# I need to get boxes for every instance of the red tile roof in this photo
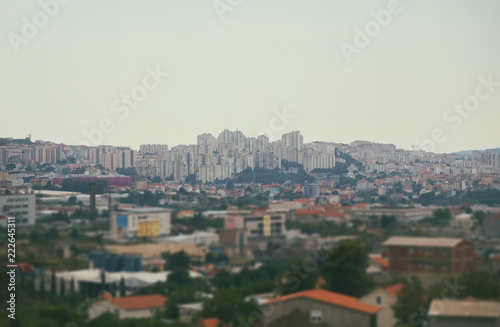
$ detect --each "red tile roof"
[292,198,313,203]
[383,283,403,297]
[370,256,388,268]
[108,294,167,310]
[263,289,381,314]
[198,318,221,327]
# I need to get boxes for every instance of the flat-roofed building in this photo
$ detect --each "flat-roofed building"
[0,193,36,227]
[383,236,474,286]
[428,299,500,327]
[110,207,171,240]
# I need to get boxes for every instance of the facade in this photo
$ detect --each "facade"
[224,210,287,239]
[0,193,36,227]
[88,294,167,320]
[383,237,474,286]
[261,289,380,327]
[218,228,247,259]
[304,184,320,198]
[348,207,433,224]
[360,284,402,327]
[428,299,500,327]
[110,207,172,240]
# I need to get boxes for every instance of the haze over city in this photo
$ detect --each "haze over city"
[2,0,500,153]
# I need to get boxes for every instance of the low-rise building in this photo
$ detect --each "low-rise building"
[0,193,36,227]
[110,207,172,240]
[88,294,167,320]
[360,283,402,327]
[260,289,381,327]
[428,299,500,327]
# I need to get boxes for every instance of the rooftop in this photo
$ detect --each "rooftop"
[263,289,381,314]
[107,294,167,310]
[428,299,500,318]
[383,283,403,297]
[383,236,463,248]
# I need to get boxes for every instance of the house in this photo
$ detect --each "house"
[88,294,167,320]
[360,283,402,327]
[428,299,500,327]
[193,317,223,327]
[178,302,203,323]
[260,289,381,327]
[382,236,474,286]
[367,254,389,283]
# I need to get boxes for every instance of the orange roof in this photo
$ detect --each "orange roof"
[108,294,167,310]
[263,289,380,314]
[383,283,403,297]
[370,256,388,268]
[198,318,221,327]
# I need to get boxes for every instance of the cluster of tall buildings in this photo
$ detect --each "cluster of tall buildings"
[133,130,336,182]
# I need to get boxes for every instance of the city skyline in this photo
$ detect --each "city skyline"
[2,129,499,154]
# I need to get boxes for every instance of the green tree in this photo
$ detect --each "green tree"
[459,271,500,300]
[163,250,190,270]
[201,289,260,325]
[392,277,427,327]
[6,163,16,170]
[212,269,234,290]
[167,269,191,286]
[60,278,66,298]
[46,228,59,239]
[278,260,320,295]
[50,269,57,296]
[69,278,75,292]
[67,196,77,205]
[321,239,375,297]
[433,208,451,220]
[40,277,46,300]
[29,230,44,244]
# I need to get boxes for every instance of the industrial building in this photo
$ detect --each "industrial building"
[110,207,172,240]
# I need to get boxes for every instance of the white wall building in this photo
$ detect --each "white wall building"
[0,194,36,227]
[110,207,172,240]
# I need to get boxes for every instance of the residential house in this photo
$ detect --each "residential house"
[260,289,381,327]
[360,283,402,327]
[88,294,167,320]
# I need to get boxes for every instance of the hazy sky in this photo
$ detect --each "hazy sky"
[1,0,499,153]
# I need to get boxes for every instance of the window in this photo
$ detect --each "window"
[441,262,449,270]
[426,248,433,255]
[426,262,433,269]
[409,247,414,254]
[376,296,382,305]
[310,310,323,323]
[441,249,448,256]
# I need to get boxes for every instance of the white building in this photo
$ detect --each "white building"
[360,284,401,327]
[0,194,36,227]
[110,207,172,240]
